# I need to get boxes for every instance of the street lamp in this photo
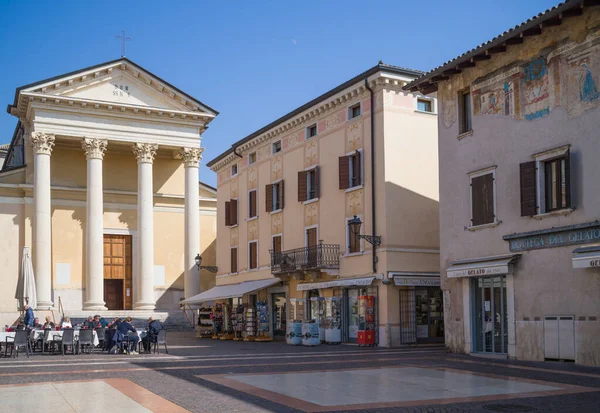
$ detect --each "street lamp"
[195,253,218,273]
[348,215,381,248]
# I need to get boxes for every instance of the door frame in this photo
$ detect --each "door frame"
[103,229,138,307]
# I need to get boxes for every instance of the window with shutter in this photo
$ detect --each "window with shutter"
[520,161,537,216]
[249,241,258,270]
[230,199,238,226]
[355,150,362,186]
[280,180,285,210]
[470,172,495,227]
[249,190,257,218]
[531,145,572,215]
[298,171,307,202]
[339,156,350,190]
[230,248,238,273]
[272,235,282,254]
[225,201,231,226]
[265,184,273,213]
[314,166,320,199]
[544,154,570,212]
[347,220,360,253]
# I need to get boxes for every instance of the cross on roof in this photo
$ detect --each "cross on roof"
[115,31,131,57]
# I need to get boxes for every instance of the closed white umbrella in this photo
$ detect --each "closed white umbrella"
[15,246,37,310]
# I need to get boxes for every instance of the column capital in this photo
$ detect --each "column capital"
[176,147,204,168]
[31,132,55,155]
[132,143,158,164]
[82,138,108,160]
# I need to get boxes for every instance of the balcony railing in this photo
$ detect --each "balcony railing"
[270,243,340,274]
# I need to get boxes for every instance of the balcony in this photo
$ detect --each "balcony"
[270,243,340,275]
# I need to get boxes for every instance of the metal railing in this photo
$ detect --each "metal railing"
[270,243,340,274]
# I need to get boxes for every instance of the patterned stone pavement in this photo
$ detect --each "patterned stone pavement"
[0,334,599,413]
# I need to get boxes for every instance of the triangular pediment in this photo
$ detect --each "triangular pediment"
[14,58,217,116]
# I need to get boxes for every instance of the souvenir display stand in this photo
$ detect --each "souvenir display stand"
[244,306,257,341]
[324,297,342,344]
[232,304,246,341]
[310,297,326,342]
[255,300,272,342]
[220,303,234,340]
[211,303,223,339]
[197,306,213,338]
[287,298,304,345]
[357,295,376,346]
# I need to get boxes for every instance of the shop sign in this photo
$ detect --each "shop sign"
[572,256,600,269]
[504,222,600,252]
[447,265,509,278]
[393,276,440,287]
[297,276,375,291]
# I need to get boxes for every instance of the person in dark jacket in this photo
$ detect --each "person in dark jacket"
[33,317,43,329]
[83,316,96,329]
[23,305,34,328]
[42,316,55,329]
[117,317,139,354]
[98,316,109,328]
[142,317,162,353]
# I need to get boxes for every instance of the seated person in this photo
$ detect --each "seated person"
[116,316,139,355]
[83,316,96,329]
[91,315,103,329]
[98,316,109,328]
[61,316,72,329]
[42,316,55,329]
[107,317,120,329]
[142,317,163,353]
[32,317,43,329]
[105,318,121,352]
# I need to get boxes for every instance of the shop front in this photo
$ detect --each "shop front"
[392,273,443,344]
[447,254,520,356]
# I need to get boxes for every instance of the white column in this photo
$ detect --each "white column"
[82,138,108,310]
[31,132,55,309]
[178,147,204,299]
[133,143,158,310]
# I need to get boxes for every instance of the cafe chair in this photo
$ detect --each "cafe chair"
[153,330,168,354]
[41,329,57,355]
[58,329,77,355]
[96,327,107,349]
[78,329,95,355]
[5,330,31,358]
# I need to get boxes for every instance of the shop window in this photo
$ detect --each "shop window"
[339,150,362,190]
[230,247,238,273]
[248,189,257,218]
[272,140,281,154]
[249,241,258,270]
[224,199,238,226]
[473,276,507,354]
[520,145,571,216]
[306,124,317,139]
[308,289,320,321]
[297,166,320,202]
[348,103,361,119]
[265,181,284,212]
[469,168,496,227]
[417,99,433,113]
[459,89,472,134]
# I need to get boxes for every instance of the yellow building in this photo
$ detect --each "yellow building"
[0,58,218,328]
[197,63,441,346]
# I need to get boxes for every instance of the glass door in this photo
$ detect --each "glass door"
[473,276,507,353]
[347,289,359,342]
[272,293,286,339]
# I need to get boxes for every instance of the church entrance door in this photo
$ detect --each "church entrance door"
[103,234,133,310]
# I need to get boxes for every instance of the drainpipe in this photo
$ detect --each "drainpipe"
[233,146,243,158]
[365,78,377,275]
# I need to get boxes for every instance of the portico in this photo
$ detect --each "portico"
[0,58,218,322]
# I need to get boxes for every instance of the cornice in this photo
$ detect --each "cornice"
[209,75,409,173]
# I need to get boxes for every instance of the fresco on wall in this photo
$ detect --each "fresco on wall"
[564,39,600,117]
[522,57,551,120]
[472,66,520,118]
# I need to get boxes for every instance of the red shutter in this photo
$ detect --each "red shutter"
[280,180,285,210]
[298,171,307,202]
[339,156,350,190]
[520,161,537,216]
[355,150,362,186]
[230,199,238,225]
[315,166,321,198]
[265,184,273,212]
[225,201,231,226]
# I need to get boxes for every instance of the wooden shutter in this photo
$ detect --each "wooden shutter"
[249,191,257,217]
[355,150,362,185]
[230,199,238,225]
[280,180,285,210]
[307,228,317,247]
[298,171,307,202]
[225,201,231,226]
[273,235,282,254]
[482,173,495,224]
[565,149,571,208]
[520,161,537,216]
[339,156,350,190]
[471,176,485,226]
[348,222,359,253]
[249,242,257,269]
[314,166,321,198]
[230,248,237,273]
[265,184,273,212]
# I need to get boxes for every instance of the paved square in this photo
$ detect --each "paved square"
[226,366,563,406]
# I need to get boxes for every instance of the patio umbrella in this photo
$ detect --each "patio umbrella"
[15,246,37,311]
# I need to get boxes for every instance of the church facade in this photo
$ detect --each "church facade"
[0,58,217,327]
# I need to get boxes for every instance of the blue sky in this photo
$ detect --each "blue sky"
[0,0,559,186]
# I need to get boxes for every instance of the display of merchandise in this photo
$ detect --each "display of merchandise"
[211,303,223,338]
[220,303,233,339]
[232,304,246,340]
[324,297,342,344]
[357,295,376,346]
[255,300,272,341]
[197,306,213,338]
[310,297,326,342]
[244,307,257,341]
[289,298,305,322]
[302,320,320,346]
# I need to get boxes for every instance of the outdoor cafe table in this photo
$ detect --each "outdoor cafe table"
[0,329,100,346]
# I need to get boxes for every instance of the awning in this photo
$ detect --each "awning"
[181,278,282,305]
[572,246,600,269]
[297,276,375,291]
[447,254,520,278]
